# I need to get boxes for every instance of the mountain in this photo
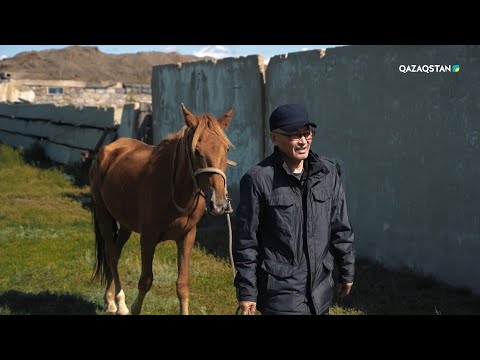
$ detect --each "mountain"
[0,46,214,84]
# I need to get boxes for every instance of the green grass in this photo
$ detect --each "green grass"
[0,144,239,315]
[1,143,480,315]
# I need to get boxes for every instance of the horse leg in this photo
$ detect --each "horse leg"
[131,234,156,315]
[94,205,118,314]
[97,208,131,315]
[104,271,117,313]
[111,226,132,315]
[102,227,131,313]
[176,227,196,315]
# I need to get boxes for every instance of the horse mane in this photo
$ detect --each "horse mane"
[190,114,233,152]
[151,113,233,159]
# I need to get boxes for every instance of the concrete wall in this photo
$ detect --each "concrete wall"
[0,103,115,127]
[151,56,266,205]
[266,45,480,293]
[0,103,122,164]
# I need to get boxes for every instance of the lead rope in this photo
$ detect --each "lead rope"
[226,206,241,315]
[223,193,239,314]
[226,211,235,278]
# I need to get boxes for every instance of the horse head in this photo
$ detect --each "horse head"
[181,103,234,216]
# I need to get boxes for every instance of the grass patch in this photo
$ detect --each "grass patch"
[1,144,480,315]
[0,144,238,315]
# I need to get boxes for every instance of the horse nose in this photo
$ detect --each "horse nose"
[208,200,226,216]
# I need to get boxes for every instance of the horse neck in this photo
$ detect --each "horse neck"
[149,128,193,190]
[176,128,195,190]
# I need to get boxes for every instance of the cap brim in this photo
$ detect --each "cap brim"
[279,121,317,132]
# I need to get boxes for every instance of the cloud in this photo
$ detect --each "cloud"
[193,45,231,59]
[0,55,7,60]
[301,48,310,51]
[164,46,177,52]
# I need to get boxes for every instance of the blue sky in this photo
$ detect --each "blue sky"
[0,45,344,64]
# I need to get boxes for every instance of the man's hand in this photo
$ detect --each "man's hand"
[239,301,257,315]
[336,282,353,298]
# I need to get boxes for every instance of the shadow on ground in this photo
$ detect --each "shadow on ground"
[332,258,480,315]
[0,290,102,315]
[63,192,92,211]
[196,216,480,315]
[22,142,91,188]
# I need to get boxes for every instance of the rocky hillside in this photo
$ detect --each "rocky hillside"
[0,46,213,84]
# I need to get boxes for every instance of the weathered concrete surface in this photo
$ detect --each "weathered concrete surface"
[0,116,50,138]
[0,130,38,149]
[152,56,265,205]
[0,103,129,164]
[117,103,138,139]
[43,142,85,165]
[0,116,116,150]
[0,103,115,127]
[0,131,87,165]
[266,45,480,294]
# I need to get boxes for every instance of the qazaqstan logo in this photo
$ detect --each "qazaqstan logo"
[399,64,460,73]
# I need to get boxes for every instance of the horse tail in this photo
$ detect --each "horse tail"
[90,159,118,285]
[91,198,119,284]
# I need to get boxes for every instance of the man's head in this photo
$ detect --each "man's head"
[269,104,317,132]
[269,104,316,165]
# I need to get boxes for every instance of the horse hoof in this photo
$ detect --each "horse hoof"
[116,307,130,315]
[105,304,117,313]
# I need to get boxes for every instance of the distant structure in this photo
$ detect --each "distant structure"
[0,72,152,111]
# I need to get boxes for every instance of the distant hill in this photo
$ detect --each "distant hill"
[0,46,214,84]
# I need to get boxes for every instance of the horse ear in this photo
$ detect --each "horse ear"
[181,103,198,128]
[218,107,235,129]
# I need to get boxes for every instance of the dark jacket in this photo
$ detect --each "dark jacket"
[233,147,355,314]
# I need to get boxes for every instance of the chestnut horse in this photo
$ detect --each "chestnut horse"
[89,104,234,315]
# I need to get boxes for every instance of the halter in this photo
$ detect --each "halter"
[171,127,233,215]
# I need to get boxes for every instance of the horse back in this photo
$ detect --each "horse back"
[90,138,154,231]
[94,138,149,176]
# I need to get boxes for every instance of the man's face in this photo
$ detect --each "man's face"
[270,125,314,163]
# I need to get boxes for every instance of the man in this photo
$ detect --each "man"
[233,104,355,315]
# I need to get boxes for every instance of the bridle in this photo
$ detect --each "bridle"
[171,127,234,215]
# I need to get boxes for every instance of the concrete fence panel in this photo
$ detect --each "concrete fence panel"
[0,103,115,127]
[266,45,480,293]
[0,103,120,164]
[151,56,266,205]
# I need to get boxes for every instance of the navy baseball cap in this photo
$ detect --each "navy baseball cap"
[269,104,317,132]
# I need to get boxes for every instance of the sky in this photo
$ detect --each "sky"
[0,45,344,64]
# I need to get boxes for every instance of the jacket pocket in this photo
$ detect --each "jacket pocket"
[267,194,295,238]
[311,187,334,228]
[260,259,295,295]
[269,194,295,207]
[322,252,334,271]
[312,187,333,202]
[261,259,294,278]
[322,253,335,287]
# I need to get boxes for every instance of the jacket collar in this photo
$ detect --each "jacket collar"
[271,146,329,179]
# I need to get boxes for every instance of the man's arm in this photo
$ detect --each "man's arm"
[233,174,261,308]
[329,168,355,287]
